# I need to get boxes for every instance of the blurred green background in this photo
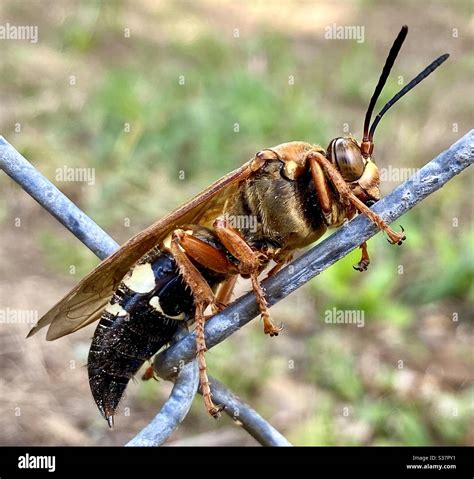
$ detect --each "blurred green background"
[0,0,472,446]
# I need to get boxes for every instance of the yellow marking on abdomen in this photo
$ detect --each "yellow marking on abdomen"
[149,296,185,320]
[123,262,156,293]
[104,302,128,317]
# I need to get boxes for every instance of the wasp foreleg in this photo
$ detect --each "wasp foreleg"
[308,156,333,214]
[307,151,406,245]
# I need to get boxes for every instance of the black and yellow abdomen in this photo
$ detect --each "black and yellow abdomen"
[87,246,224,425]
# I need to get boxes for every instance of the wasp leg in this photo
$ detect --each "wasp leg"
[173,229,236,274]
[173,229,238,316]
[171,229,230,417]
[171,230,218,306]
[308,156,333,214]
[211,275,238,315]
[265,254,294,278]
[250,274,281,336]
[353,241,370,272]
[141,364,159,381]
[213,217,281,337]
[194,302,224,418]
[307,151,406,245]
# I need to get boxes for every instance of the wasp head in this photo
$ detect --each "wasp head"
[327,136,380,206]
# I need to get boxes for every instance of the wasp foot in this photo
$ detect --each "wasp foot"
[353,258,370,272]
[386,225,406,245]
[353,241,370,272]
[263,316,283,337]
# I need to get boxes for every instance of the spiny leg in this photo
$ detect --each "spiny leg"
[353,241,370,272]
[307,151,406,245]
[309,156,371,272]
[250,274,280,336]
[171,229,225,416]
[194,302,223,418]
[213,217,281,336]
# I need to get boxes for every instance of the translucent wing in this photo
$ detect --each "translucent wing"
[28,160,254,340]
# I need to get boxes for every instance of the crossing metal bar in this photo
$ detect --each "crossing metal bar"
[208,376,292,446]
[0,136,117,260]
[125,351,199,447]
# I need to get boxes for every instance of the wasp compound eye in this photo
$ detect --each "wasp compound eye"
[328,138,365,182]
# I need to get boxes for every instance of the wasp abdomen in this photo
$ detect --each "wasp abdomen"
[88,248,195,425]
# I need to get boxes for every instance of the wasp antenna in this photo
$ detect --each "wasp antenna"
[362,25,408,142]
[368,53,449,140]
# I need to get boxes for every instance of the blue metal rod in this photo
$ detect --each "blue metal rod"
[126,356,199,447]
[209,376,292,447]
[0,136,118,260]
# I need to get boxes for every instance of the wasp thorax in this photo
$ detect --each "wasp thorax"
[328,137,365,182]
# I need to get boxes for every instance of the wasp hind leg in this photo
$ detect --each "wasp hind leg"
[170,229,229,418]
[193,302,224,418]
[213,217,282,337]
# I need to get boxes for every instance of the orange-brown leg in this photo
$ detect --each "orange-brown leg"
[194,302,223,418]
[308,157,333,214]
[213,218,281,337]
[172,232,238,418]
[173,229,238,315]
[212,218,264,275]
[170,229,227,417]
[170,230,216,306]
[250,274,281,336]
[173,229,236,274]
[211,274,238,314]
[142,364,158,381]
[353,241,370,272]
[265,254,294,278]
[307,152,406,245]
